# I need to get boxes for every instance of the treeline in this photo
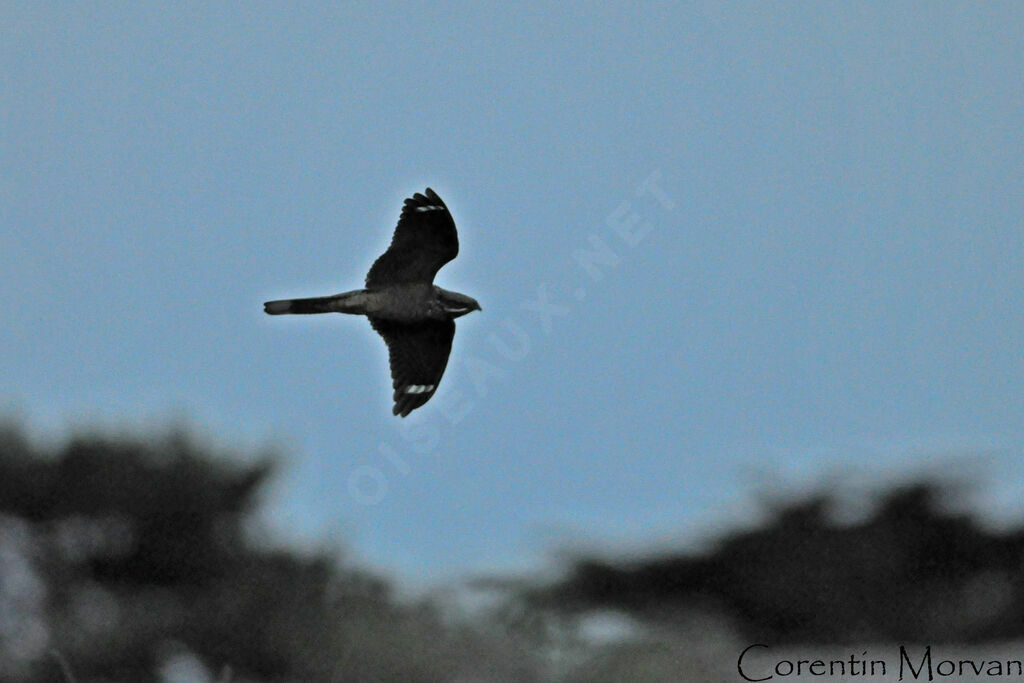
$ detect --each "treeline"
[1,418,1020,681]
[532,479,1024,644]
[0,422,540,682]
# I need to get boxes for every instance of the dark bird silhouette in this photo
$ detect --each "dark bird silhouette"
[264,188,481,416]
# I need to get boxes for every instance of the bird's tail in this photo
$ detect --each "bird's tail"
[263,290,368,315]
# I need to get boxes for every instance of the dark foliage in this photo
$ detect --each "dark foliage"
[536,481,1024,644]
[5,415,1021,680]
[0,421,541,682]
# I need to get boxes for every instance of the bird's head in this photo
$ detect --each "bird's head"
[436,288,482,319]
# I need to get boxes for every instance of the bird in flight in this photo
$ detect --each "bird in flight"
[264,188,481,417]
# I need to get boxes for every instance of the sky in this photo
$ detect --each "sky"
[2,4,1023,589]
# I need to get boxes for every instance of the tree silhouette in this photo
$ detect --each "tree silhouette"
[6,415,1022,681]
[0,420,543,682]
[534,480,1024,644]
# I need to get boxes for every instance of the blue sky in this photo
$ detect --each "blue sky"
[3,4,1022,588]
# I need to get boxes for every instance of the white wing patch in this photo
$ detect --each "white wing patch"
[414,205,445,212]
[403,384,435,394]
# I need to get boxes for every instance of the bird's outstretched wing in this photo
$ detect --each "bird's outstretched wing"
[365,188,459,289]
[369,317,456,417]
